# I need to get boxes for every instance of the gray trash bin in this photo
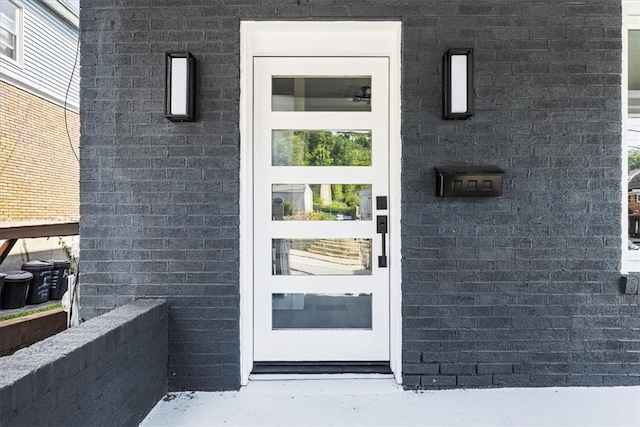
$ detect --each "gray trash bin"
[48,260,71,300]
[0,271,33,309]
[22,261,53,304]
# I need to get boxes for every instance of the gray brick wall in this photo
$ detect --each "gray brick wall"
[79,0,639,391]
[0,300,167,426]
[399,0,637,389]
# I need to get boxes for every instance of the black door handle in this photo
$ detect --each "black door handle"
[377,215,388,268]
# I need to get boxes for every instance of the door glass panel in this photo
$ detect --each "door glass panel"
[630,30,640,116]
[272,293,372,329]
[272,77,371,111]
[272,184,372,221]
[273,238,372,275]
[272,130,371,167]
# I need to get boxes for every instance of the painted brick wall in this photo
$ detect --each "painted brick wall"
[0,81,80,225]
[79,0,638,391]
[399,1,634,389]
[0,300,167,427]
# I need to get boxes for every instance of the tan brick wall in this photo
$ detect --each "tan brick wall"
[0,81,80,225]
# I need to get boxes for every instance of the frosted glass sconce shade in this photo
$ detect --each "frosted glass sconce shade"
[165,52,196,122]
[443,48,474,119]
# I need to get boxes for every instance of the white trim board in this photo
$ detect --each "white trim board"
[623,3,640,273]
[239,21,402,386]
[0,73,79,113]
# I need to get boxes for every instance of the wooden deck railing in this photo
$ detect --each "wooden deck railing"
[0,222,79,264]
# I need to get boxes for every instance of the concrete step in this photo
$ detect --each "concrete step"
[307,239,370,260]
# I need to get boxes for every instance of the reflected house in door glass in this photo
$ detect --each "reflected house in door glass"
[357,188,372,220]
[629,187,640,213]
[272,184,314,215]
[272,184,372,221]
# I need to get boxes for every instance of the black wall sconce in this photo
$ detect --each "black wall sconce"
[443,48,474,120]
[165,51,196,122]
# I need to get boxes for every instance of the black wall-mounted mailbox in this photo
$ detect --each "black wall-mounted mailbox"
[435,166,505,197]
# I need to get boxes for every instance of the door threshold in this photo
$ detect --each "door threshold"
[250,373,395,381]
[252,361,392,375]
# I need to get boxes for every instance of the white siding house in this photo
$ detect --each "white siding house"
[0,0,79,111]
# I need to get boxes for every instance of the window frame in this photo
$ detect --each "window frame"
[0,0,22,66]
[623,2,640,272]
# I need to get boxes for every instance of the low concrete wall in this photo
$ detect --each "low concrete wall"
[0,299,167,427]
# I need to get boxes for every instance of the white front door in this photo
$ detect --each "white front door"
[253,56,391,362]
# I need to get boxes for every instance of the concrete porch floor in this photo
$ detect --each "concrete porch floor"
[140,379,640,426]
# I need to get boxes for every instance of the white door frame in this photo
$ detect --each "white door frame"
[239,21,402,385]
[622,2,640,273]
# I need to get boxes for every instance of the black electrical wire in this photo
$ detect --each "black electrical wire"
[64,36,80,163]
[64,35,81,326]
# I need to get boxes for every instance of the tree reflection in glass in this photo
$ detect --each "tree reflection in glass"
[272,130,371,167]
